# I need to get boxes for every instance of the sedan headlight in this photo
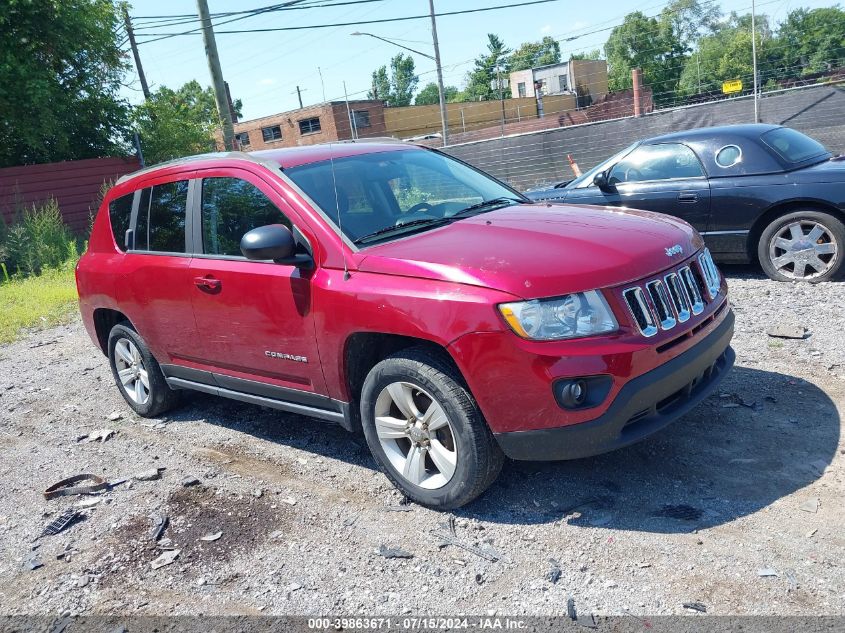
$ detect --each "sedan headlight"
[498,290,618,341]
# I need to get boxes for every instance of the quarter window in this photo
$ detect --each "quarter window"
[609,143,704,184]
[134,181,189,253]
[200,177,292,257]
[715,145,742,168]
[261,125,282,142]
[299,117,321,134]
[108,193,134,251]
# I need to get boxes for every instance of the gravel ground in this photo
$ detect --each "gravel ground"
[0,266,843,618]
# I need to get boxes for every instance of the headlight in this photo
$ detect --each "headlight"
[498,290,618,341]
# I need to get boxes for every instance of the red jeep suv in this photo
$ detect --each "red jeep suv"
[76,142,734,509]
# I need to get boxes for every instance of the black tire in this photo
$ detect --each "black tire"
[107,323,180,417]
[758,210,844,282]
[360,347,504,510]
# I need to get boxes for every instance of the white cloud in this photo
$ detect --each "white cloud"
[258,78,276,86]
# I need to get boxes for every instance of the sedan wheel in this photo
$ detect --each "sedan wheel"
[768,221,837,280]
[374,381,458,490]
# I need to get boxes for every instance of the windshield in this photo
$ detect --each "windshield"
[285,149,524,245]
[568,142,639,189]
[760,127,830,165]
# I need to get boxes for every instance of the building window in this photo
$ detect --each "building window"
[261,125,282,142]
[299,117,321,135]
[558,75,568,92]
[235,132,251,148]
[517,82,526,97]
[352,110,371,129]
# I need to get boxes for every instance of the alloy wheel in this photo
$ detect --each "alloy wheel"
[768,220,838,280]
[114,338,150,405]
[373,381,457,490]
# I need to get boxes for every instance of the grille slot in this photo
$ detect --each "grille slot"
[665,272,691,323]
[622,287,658,337]
[679,266,704,315]
[646,280,676,330]
[698,248,721,299]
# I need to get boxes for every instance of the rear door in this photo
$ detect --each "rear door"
[115,174,198,364]
[186,168,328,397]
[565,143,711,233]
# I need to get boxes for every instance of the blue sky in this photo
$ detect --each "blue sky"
[124,0,838,121]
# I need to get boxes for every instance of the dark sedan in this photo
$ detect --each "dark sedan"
[525,124,844,282]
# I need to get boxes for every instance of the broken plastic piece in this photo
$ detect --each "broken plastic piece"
[40,509,82,538]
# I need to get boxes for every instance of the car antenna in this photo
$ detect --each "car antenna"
[327,142,350,281]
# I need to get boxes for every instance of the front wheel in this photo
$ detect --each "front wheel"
[360,348,503,509]
[758,211,844,282]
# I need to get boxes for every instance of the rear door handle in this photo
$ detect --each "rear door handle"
[193,276,221,291]
[678,192,698,203]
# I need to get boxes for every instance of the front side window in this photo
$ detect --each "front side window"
[108,193,134,251]
[261,125,282,142]
[609,143,704,185]
[201,177,291,257]
[299,117,321,134]
[286,149,521,245]
[134,180,189,252]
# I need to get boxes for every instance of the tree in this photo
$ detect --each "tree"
[133,81,239,164]
[509,36,561,72]
[414,82,459,106]
[366,54,418,107]
[465,34,512,101]
[774,7,845,76]
[0,0,131,166]
[660,0,722,52]
[570,50,602,61]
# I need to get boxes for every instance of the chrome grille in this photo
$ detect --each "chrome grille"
[623,254,719,337]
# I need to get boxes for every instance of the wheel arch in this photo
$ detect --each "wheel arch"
[93,308,133,356]
[747,199,845,262]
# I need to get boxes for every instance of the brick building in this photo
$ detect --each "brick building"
[227,100,387,151]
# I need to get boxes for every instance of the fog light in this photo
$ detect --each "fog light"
[553,375,612,411]
[559,379,587,408]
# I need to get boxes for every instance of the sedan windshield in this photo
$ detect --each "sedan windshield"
[285,148,525,245]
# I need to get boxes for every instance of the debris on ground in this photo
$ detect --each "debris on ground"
[546,558,562,584]
[43,474,109,500]
[40,509,83,538]
[786,569,799,592]
[767,325,807,339]
[281,497,297,506]
[134,468,165,481]
[86,428,116,443]
[180,476,200,487]
[431,530,503,562]
[683,602,707,612]
[149,515,168,542]
[107,412,122,422]
[150,549,180,570]
[799,498,820,513]
[252,488,263,498]
[566,595,576,620]
[75,497,101,509]
[199,531,223,542]
[25,555,44,571]
[377,545,413,559]
[758,567,779,577]
[805,528,818,538]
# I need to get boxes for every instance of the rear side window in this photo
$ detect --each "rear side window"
[200,177,291,257]
[134,181,189,252]
[108,193,134,251]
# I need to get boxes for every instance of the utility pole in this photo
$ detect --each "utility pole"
[122,4,150,100]
[497,63,505,137]
[196,0,234,151]
[293,85,305,109]
[428,0,449,146]
[751,0,759,122]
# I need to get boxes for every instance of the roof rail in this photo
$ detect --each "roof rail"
[116,151,280,185]
[332,136,404,144]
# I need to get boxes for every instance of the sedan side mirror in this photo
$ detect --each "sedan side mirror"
[593,170,613,191]
[240,224,312,267]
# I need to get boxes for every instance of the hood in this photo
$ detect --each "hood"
[356,204,703,299]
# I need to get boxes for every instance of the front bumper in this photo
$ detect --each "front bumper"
[494,308,735,461]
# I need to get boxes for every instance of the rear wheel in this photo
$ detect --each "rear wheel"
[108,323,179,417]
[360,348,503,509]
[758,210,843,282]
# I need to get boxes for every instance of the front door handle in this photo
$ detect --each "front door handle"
[678,192,698,203]
[193,276,221,291]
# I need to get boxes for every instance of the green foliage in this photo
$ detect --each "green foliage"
[0,0,131,166]
[133,80,228,164]
[367,54,419,107]
[774,7,845,76]
[570,50,602,61]
[0,266,78,344]
[509,36,561,72]
[465,34,513,101]
[414,82,460,106]
[0,199,78,277]
[394,186,431,211]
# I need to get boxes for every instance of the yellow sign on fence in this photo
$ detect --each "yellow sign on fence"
[722,79,743,94]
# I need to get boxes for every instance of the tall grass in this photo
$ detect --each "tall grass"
[1,199,79,277]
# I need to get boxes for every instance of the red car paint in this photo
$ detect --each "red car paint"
[77,143,732,446]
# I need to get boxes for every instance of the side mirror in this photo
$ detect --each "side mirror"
[240,224,311,267]
[593,170,612,190]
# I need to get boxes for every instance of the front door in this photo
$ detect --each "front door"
[187,170,327,397]
[565,142,711,233]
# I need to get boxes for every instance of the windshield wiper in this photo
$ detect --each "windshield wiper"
[452,196,527,218]
[353,217,451,245]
